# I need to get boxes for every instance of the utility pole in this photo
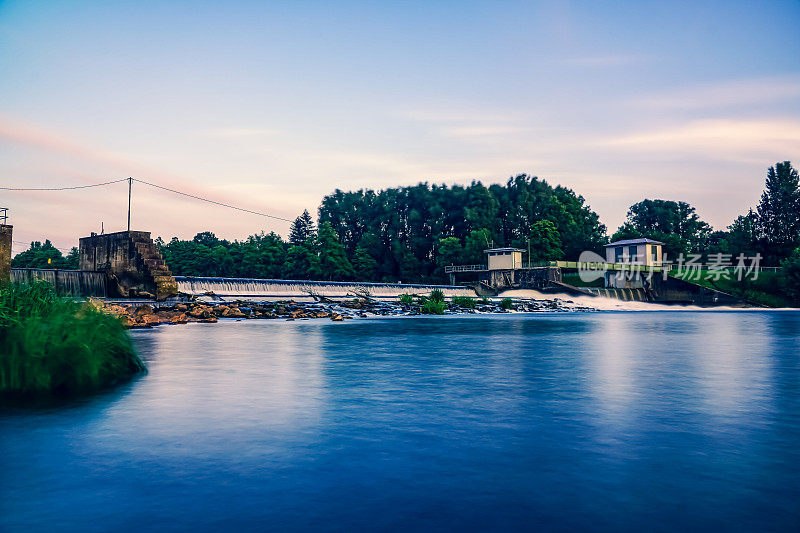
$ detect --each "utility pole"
[127,177,132,232]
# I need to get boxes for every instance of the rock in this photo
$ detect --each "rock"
[331,314,344,321]
[176,303,189,312]
[134,305,154,317]
[170,313,188,324]
[140,314,160,327]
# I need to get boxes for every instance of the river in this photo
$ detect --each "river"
[2,311,799,531]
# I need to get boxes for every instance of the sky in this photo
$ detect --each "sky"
[1,0,799,254]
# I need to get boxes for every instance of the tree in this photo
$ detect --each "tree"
[289,209,316,245]
[528,220,564,262]
[436,237,462,270]
[612,199,711,259]
[757,161,800,261]
[780,248,800,306]
[315,222,354,280]
[11,240,74,269]
[352,246,378,280]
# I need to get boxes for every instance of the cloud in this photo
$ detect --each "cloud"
[199,128,280,138]
[597,119,800,160]
[635,76,800,109]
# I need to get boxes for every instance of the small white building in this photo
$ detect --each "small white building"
[605,238,663,266]
[485,248,524,270]
[603,238,664,289]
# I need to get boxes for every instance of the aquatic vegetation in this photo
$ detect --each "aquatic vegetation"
[421,298,446,315]
[0,281,145,398]
[500,298,514,310]
[399,294,414,304]
[451,296,476,309]
[429,289,445,303]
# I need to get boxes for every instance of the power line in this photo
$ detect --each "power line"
[12,240,74,252]
[0,177,294,223]
[132,178,293,222]
[0,178,128,191]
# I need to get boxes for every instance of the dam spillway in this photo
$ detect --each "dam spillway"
[10,268,107,297]
[174,276,477,300]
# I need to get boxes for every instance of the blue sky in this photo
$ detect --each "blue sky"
[1,0,799,252]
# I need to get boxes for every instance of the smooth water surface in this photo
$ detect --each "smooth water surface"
[2,312,799,531]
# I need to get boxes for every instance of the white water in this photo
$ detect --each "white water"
[498,289,765,311]
[176,277,477,300]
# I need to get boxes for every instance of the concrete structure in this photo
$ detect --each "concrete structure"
[486,248,524,270]
[11,269,107,297]
[0,223,11,284]
[79,230,177,300]
[604,238,664,289]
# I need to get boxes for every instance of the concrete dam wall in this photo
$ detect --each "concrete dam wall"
[175,277,477,299]
[11,269,107,297]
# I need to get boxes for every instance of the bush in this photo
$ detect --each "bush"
[421,298,446,315]
[500,298,514,310]
[0,281,145,398]
[429,289,445,303]
[399,293,414,304]
[451,296,476,309]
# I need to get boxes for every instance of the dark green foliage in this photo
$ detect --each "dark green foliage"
[399,293,414,304]
[11,241,79,270]
[757,161,800,261]
[319,175,606,282]
[0,282,144,398]
[451,296,476,308]
[429,289,445,303]
[500,298,514,310]
[315,222,354,280]
[780,248,800,306]
[612,199,711,259]
[417,295,446,315]
[528,220,564,262]
[289,209,316,245]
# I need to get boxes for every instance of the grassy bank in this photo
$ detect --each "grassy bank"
[669,270,790,307]
[0,281,145,399]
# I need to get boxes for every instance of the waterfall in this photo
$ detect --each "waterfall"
[175,277,477,299]
[10,269,107,297]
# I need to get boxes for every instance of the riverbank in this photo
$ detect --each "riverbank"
[0,282,145,399]
[92,295,596,328]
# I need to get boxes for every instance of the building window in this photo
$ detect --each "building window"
[651,246,658,263]
[615,246,623,262]
[629,245,638,262]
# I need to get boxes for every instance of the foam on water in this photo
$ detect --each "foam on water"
[497,288,779,311]
[176,276,476,300]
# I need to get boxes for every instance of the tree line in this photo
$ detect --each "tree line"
[11,162,800,285]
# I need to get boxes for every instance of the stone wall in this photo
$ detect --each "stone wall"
[0,225,12,283]
[79,230,177,300]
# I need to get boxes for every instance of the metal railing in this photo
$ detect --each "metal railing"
[444,264,487,273]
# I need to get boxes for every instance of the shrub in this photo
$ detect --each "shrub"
[0,281,145,398]
[500,297,514,310]
[421,298,446,315]
[429,289,445,303]
[451,296,476,309]
[479,297,490,305]
[399,293,414,304]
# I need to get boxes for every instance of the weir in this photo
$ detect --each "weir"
[175,276,477,299]
[10,269,107,297]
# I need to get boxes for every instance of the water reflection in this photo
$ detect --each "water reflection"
[1,312,799,532]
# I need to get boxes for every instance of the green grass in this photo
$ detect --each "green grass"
[669,270,791,307]
[0,281,145,399]
[399,293,414,304]
[500,298,514,310]
[451,296,476,309]
[562,272,604,288]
